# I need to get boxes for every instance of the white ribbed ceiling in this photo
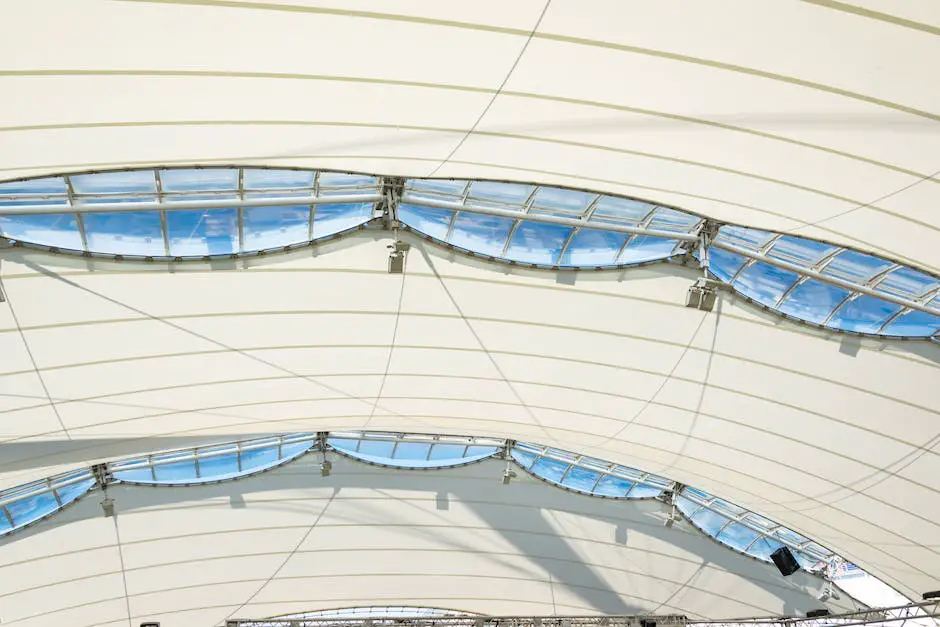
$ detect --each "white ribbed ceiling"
[1,0,940,624]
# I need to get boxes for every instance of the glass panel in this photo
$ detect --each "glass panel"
[241,445,280,470]
[428,444,468,460]
[647,207,701,233]
[503,221,572,265]
[733,261,800,307]
[717,521,761,551]
[510,448,537,469]
[465,445,498,458]
[675,495,698,517]
[317,172,377,189]
[777,279,851,325]
[394,442,432,460]
[749,536,785,560]
[0,511,10,533]
[531,457,569,483]
[160,168,239,192]
[242,205,311,251]
[718,225,776,250]
[407,179,468,196]
[876,266,939,299]
[532,187,595,214]
[594,475,633,497]
[589,196,655,223]
[113,466,154,482]
[0,177,67,195]
[398,204,453,241]
[357,440,396,459]
[7,492,58,526]
[311,203,373,237]
[0,214,83,249]
[769,236,836,266]
[828,295,902,334]
[468,181,533,204]
[83,211,165,256]
[881,309,940,337]
[56,478,95,505]
[559,228,628,267]
[153,459,197,482]
[691,507,730,536]
[71,170,157,194]
[328,438,361,452]
[708,247,748,283]
[561,466,601,493]
[243,169,315,190]
[166,209,238,256]
[281,440,312,459]
[618,236,679,264]
[448,212,515,257]
[627,483,665,498]
[197,452,241,479]
[823,250,893,283]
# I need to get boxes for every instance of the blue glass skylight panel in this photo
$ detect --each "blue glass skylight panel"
[242,205,310,251]
[717,225,777,250]
[398,204,453,241]
[311,203,373,237]
[733,261,800,307]
[749,537,785,561]
[467,181,533,205]
[357,439,396,459]
[708,247,748,282]
[281,440,313,459]
[449,212,515,257]
[559,228,628,266]
[55,478,96,506]
[166,209,238,256]
[531,456,569,483]
[823,250,893,283]
[768,236,836,266]
[6,491,58,526]
[646,207,701,233]
[828,295,902,334]
[465,445,499,458]
[196,451,241,479]
[112,465,153,482]
[876,266,939,299]
[881,309,940,337]
[777,279,851,325]
[0,214,83,250]
[0,177,67,195]
[593,475,634,497]
[317,172,378,191]
[510,447,537,469]
[690,506,729,536]
[589,196,656,224]
[407,179,468,197]
[618,236,679,264]
[328,438,361,452]
[0,513,10,533]
[240,444,280,470]
[427,444,467,460]
[531,187,595,214]
[160,168,239,192]
[71,170,157,195]
[503,221,572,265]
[83,211,165,256]
[153,456,197,482]
[717,522,761,551]
[243,169,315,190]
[561,466,601,493]
[394,442,432,460]
[627,483,666,498]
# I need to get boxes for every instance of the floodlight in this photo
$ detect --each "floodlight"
[686,277,720,311]
[502,467,517,485]
[100,496,115,518]
[320,459,332,477]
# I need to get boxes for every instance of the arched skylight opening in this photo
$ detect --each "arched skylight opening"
[327,432,501,469]
[109,433,316,485]
[0,468,95,537]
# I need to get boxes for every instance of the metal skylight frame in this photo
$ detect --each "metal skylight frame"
[327,431,503,469]
[0,468,95,535]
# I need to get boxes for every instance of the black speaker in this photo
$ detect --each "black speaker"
[806,610,830,618]
[770,546,801,576]
[924,590,940,600]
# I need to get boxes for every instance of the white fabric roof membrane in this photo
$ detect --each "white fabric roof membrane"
[0,454,857,626]
[1,0,940,622]
[0,232,938,604]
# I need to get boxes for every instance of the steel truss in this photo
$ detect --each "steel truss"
[225,602,939,627]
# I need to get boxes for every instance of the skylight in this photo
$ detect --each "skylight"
[2,168,937,339]
[109,433,316,485]
[0,468,95,537]
[328,432,502,468]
